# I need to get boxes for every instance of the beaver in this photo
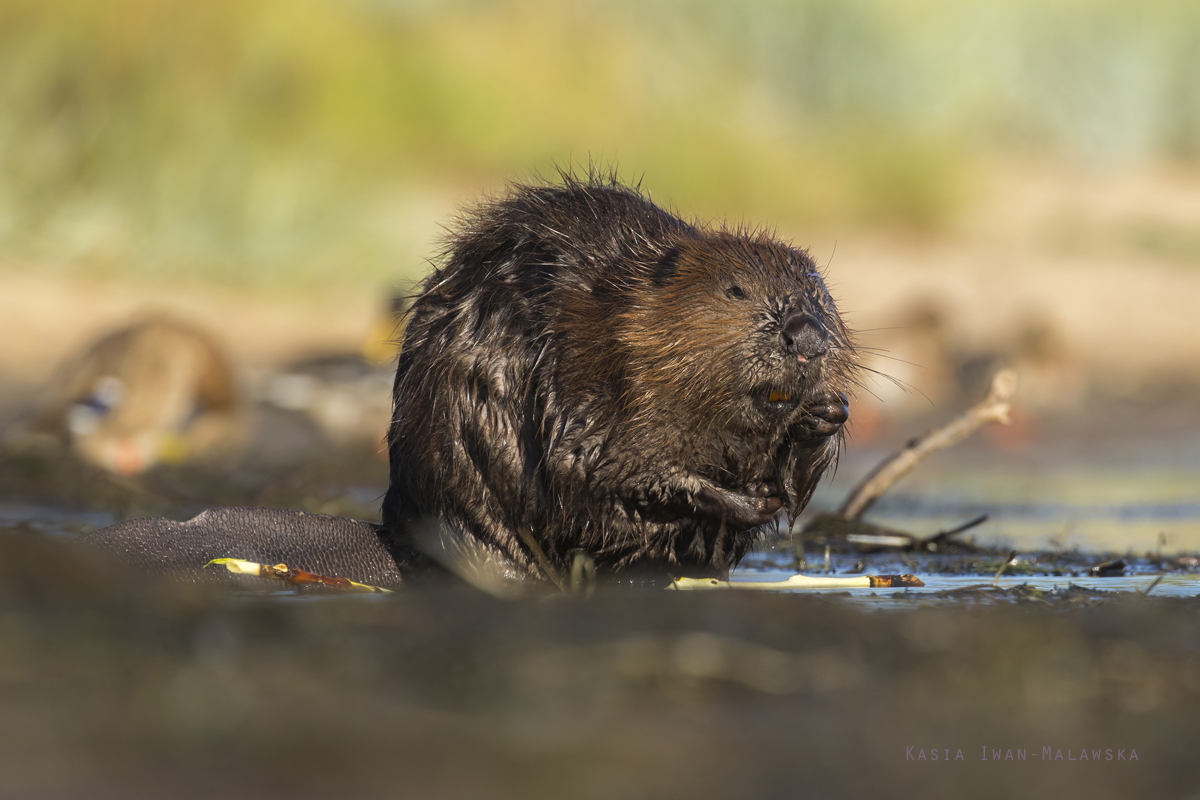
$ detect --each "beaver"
[383,174,857,582]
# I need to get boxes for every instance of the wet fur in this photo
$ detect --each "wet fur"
[383,175,857,581]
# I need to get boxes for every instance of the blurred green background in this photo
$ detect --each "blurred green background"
[3,20,1200,798]
[3,0,1200,290]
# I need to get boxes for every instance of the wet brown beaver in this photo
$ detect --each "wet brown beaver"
[382,175,858,582]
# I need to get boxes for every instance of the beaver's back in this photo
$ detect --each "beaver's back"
[385,182,671,564]
[412,180,693,328]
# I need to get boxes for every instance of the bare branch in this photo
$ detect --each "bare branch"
[838,369,1018,520]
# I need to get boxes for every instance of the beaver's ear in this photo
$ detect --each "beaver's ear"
[652,247,681,287]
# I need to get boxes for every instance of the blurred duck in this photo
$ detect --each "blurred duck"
[857,299,958,417]
[32,317,245,475]
[859,300,1087,434]
[253,292,407,448]
[254,353,393,446]
[361,293,409,366]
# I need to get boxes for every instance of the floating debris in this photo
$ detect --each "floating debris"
[670,573,924,591]
[992,550,1018,586]
[205,558,392,593]
[1090,558,1127,577]
[801,512,987,554]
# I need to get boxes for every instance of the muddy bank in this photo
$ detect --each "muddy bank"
[0,528,1194,799]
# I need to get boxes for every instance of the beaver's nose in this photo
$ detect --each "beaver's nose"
[780,312,828,360]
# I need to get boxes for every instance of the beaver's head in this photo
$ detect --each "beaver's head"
[619,231,857,436]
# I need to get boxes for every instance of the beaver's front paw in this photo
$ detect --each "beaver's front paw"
[798,390,849,439]
[691,483,783,530]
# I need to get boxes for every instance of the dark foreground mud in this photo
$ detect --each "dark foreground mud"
[0,527,1195,800]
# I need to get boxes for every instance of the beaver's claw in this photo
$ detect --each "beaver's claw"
[798,391,849,439]
[691,483,783,530]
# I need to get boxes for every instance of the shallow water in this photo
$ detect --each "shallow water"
[7,495,1195,604]
[848,470,1200,553]
[729,567,1200,600]
[0,503,115,537]
[3,402,1200,600]
[802,417,1200,554]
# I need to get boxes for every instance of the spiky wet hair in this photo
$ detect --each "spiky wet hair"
[384,172,859,580]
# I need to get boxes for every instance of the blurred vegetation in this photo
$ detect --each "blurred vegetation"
[1,0,1199,289]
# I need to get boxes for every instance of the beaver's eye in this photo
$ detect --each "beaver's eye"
[726,285,746,300]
